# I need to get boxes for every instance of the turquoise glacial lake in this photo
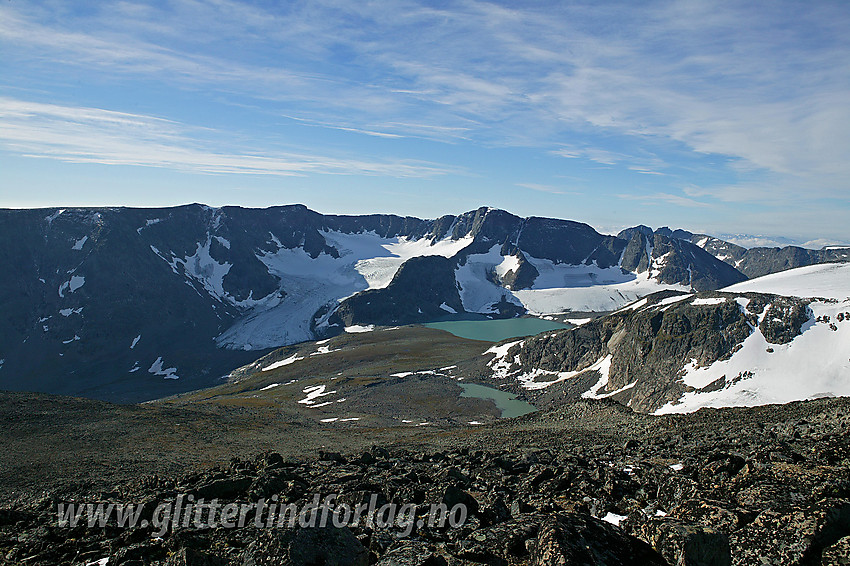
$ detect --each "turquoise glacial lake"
[424,317,569,342]
[459,383,537,418]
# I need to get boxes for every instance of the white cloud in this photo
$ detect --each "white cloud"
[800,239,849,250]
[3,1,848,180]
[618,192,712,209]
[0,97,452,178]
[516,183,569,195]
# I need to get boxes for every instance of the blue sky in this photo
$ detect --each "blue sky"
[1,1,849,245]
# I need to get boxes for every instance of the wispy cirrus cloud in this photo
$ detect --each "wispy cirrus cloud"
[3,0,849,184]
[0,97,452,178]
[618,192,713,209]
[516,183,572,195]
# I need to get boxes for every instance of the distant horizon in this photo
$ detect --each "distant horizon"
[2,1,849,244]
[4,201,844,250]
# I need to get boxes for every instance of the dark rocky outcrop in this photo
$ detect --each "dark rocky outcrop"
[619,232,747,291]
[332,256,465,326]
[531,513,667,565]
[494,290,811,413]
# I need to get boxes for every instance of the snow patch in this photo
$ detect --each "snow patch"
[656,299,850,414]
[439,302,457,314]
[71,236,88,250]
[130,335,141,349]
[617,298,648,312]
[262,354,301,371]
[691,297,728,306]
[260,383,281,391]
[655,294,694,309]
[298,385,336,405]
[59,307,83,317]
[62,335,81,344]
[310,345,341,356]
[723,263,850,300]
[137,218,162,233]
[455,245,523,313]
[602,512,628,526]
[148,357,179,379]
[174,238,232,302]
[45,209,65,224]
[485,340,525,379]
[495,254,521,282]
[345,325,375,333]
[513,354,613,392]
[58,275,85,298]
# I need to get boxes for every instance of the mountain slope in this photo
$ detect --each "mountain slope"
[619,231,747,291]
[484,262,850,413]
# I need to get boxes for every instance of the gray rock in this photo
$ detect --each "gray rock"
[531,513,667,565]
[628,517,731,566]
[242,526,369,566]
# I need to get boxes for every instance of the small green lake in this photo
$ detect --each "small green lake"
[459,383,537,418]
[424,318,569,342]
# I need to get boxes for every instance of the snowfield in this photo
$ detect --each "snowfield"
[655,264,850,413]
[216,232,472,349]
[722,262,850,300]
[655,298,850,414]
[455,245,523,313]
[154,226,790,352]
[458,247,687,315]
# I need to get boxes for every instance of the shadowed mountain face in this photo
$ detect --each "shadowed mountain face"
[619,232,747,291]
[0,205,746,401]
[619,225,850,279]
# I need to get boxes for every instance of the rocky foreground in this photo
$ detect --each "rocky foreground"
[2,397,850,565]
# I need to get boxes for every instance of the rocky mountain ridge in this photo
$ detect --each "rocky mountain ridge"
[619,225,850,279]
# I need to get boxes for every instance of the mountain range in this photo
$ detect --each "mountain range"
[0,204,847,402]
